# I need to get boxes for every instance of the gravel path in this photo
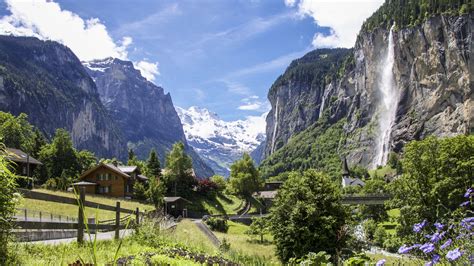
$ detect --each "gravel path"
[194,220,221,247]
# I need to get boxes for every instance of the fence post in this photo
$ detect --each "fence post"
[136,207,139,225]
[24,209,27,221]
[39,211,42,222]
[77,187,85,244]
[115,201,120,240]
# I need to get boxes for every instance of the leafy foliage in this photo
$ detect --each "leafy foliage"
[210,175,226,191]
[361,0,472,32]
[205,217,229,233]
[228,153,262,197]
[269,170,348,262]
[164,142,196,196]
[0,144,19,264]
[245,217,269,243]
[260,118,346,181]
[388,135,474,240]
[0,112,34,153]
[145,176,165,209]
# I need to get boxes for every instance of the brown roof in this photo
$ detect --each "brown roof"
[80,163,130,179]
[164,196,191,203]
[5,148,42,165]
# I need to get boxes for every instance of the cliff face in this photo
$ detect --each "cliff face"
[0,36,125,158]
[85,58,215,178]
[261,13,472,174]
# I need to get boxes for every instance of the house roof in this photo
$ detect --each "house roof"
[164,197,191,203]
[80,163,130,179]
[5,148,42,165]
[265,181,283,184]
[117,165,138,173]
[73,181,97,186]
[342,177,365,187]
[137,174,148,181]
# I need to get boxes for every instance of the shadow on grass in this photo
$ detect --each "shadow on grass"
[245,238,273,246]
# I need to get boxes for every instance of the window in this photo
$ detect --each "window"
[99,186,112,194]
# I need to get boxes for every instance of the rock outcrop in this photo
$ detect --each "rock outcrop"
[85,58,214,178]
[0,36,125,158]
[262,13,472,173]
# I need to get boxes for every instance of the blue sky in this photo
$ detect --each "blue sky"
[0,0,384,121]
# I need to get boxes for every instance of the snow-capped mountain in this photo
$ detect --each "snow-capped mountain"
[176,106,266,176]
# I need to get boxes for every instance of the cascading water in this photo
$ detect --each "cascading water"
[270,97,280,154]
[373,25,399,167]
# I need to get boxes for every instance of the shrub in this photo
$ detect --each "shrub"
[383,235,402,253]
[205,217,228,233]
[362,219,377,241]
[373,226,387,247]
[197,179,219,194]
[42,178,57,190]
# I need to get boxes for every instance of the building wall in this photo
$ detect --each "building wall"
[82,166,127,197]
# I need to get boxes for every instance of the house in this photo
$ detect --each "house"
[255,181,284,210]
[4,148,42,177]
[164,196,191,218]
[263,181,283,191]
[341,157,365,188]
[77,162,148,198]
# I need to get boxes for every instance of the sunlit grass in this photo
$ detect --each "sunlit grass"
[161,219,217,254]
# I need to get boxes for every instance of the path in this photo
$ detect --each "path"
[23,229,133,245]
[194,220,221,247]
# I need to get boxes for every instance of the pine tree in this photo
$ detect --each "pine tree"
[146,148,161,178]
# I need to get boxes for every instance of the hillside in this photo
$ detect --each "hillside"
[260,9,472,176]
[84,58,214,178]
[0,36,125,158]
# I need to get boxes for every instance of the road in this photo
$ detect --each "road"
[23,229,134,245]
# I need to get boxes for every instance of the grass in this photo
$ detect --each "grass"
[161,219,217,254]
[17,189,154,221]
[213,221,280,265]
[369,165,396,179]
[187,192,244,215]
[248,196,265,214]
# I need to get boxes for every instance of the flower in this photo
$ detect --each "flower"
[446,248,463,261]
[376,259,386,266]
[432,254,440,263]
[464,188,473,198]
[440,238,452,250]
[413,220,428,232]
[434,222,444,230]
[420,243,435,254]
[398,244,416,254]
[460,217,474,230]
[460,201,470,207]
[429,232,443,243]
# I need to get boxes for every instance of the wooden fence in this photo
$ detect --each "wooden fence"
[16,188,142,243]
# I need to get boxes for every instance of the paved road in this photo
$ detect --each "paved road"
[23,229,134,245]
[194,220,221,247]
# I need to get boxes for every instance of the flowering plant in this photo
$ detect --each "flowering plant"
[394,188,473,265]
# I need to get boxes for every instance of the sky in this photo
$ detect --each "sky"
[0,0,384,121]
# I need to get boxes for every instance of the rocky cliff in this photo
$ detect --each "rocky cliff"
[0,36,125,158]
[261,11,472,177]
[85,58,214,178]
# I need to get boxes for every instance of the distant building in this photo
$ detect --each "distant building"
[4,148,42,177]
[164,196,191,218]
[341,157,365,188]
[255,180,284,210]
[263,181,283,191]
[77,163,148,198]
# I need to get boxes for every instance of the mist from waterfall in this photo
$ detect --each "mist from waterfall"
[373,25,398,167]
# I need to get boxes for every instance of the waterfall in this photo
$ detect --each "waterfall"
[319,91,326,118]
[373,25,398,167]
[270,97,280,154]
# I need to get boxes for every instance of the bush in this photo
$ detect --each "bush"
[133,182,147,201]
[197,179,219,194]
[42,178,57,190]
[373,226,387,247]
[362,219,377,241]
[205,217,229,233]
[383,235,402,253]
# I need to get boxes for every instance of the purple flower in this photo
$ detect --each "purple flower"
[432,254,440,263]
[446,248,463,261]
[460,201,470,207]
[413,220,428,233]
[434,222,444,230]
[420,243,435,254]
[424,262,433,266]
[440,238,452,250]
[429,232,443,243]
[376,259,386,266]
[464,188,473,198]
[460,217,474,230]
[398,244,415,254]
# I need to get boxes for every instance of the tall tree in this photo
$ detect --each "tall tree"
[39,129,80,181]
[146,148,161,178]
[128,148,137,166]
[270,170,347,263]
[31,128,47,158]
[0,112,34,153]
[165,142,195,196]
[389,135,474,240]
[228,153,262,197]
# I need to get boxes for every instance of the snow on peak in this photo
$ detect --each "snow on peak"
[176,106,266,153]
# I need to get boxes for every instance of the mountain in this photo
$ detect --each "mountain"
[0,35,125,158]
[260,4,472,179]
[84,58,214,178]
[176,106,266,176]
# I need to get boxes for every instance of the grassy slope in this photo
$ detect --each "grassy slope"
[162,219,217,254]
[213,221,280,265]
[17,189,154,220]
[187,192,244,215]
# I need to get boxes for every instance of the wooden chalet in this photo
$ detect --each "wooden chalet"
[77,163,148,198]
[164,196,191,218]
[4,148,42,176]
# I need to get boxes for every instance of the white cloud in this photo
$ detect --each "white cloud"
[134,60,160,82]
[0,0,162,82]
[0,0,131,61]
[238,103,262,111]
[238,95,270,111]
[223,80,252,96]
[287,0,384,48]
